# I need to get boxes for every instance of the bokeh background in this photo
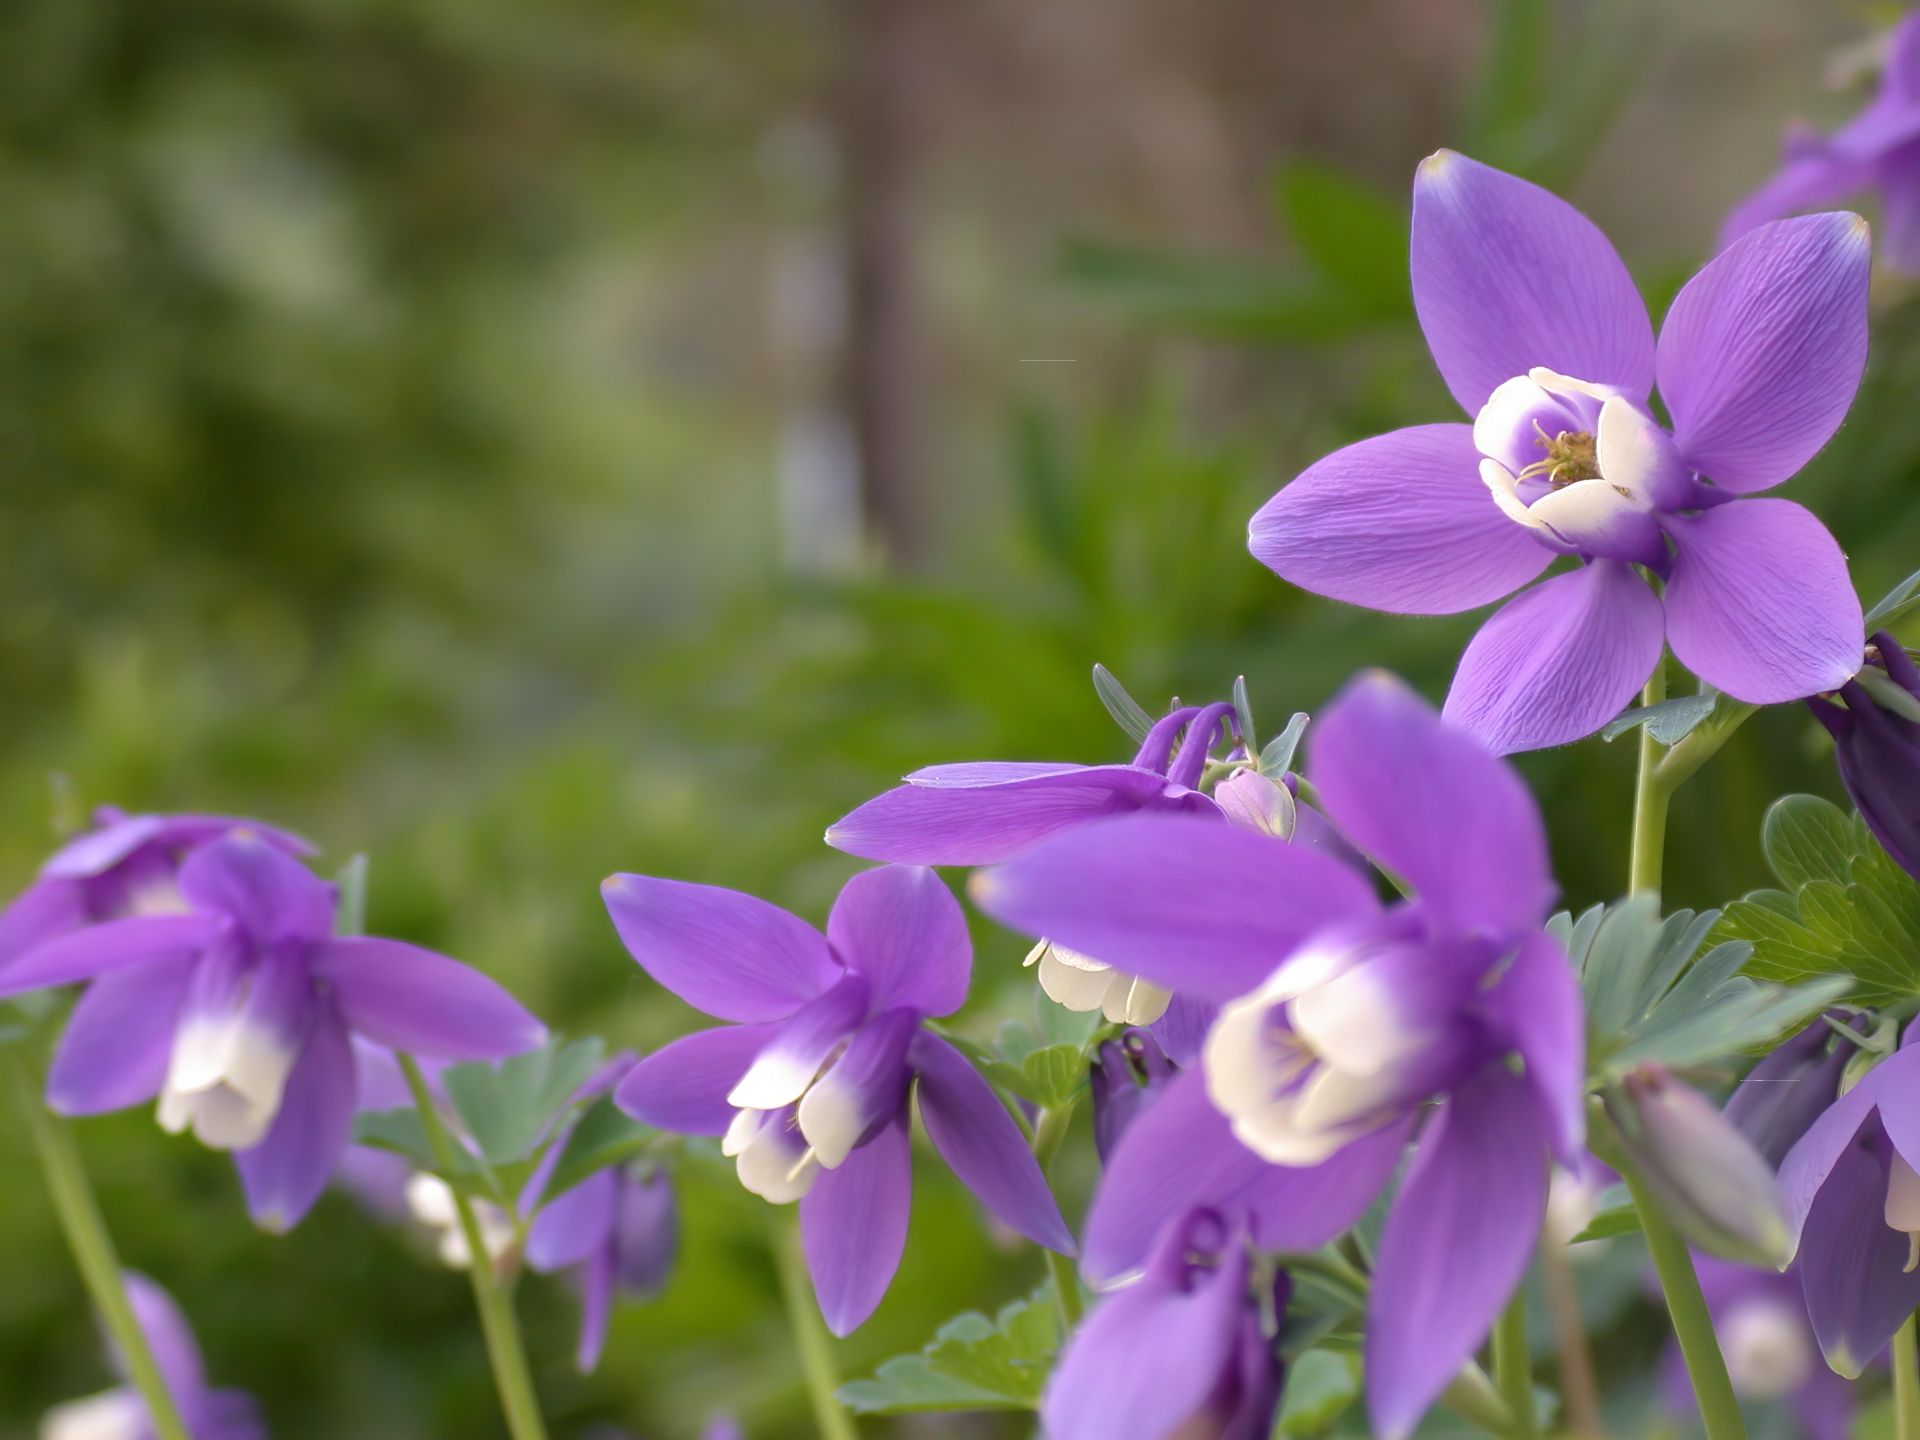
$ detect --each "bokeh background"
[1,0,1917,1435]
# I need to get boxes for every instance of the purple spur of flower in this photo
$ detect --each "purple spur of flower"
[0,831,546,1233]
[0,808,311,973]
[42,1271,266,1440]
[604,862,1073,1336]
[1721,13,1920,276]
[1809,632,1920,880]
[1249,150,1869,755]
[1090,1027,1180,1163]
[1042,1208,1286,1440]
[1724,1012,1861,1168]
[1777,1017,1920,1376]
[971,669,1585,1440]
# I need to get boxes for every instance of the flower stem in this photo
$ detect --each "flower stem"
[1538,1229,1604,1440]
[1492,1291,1537,1440]
[397,1053,549,1440]
[7,1052,192,1440]
[772,1208,858,1440]
[1630,660,1670,897]
[1896,1312,1919,1440]
[1031,1102,1084,1331]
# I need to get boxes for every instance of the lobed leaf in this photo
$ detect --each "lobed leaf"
[442,1036,605,1167]
[837,1281,1064,1413]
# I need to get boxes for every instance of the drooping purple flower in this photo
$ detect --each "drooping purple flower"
[42,1272,266,1440]
[1724,1013,1860,1168]
[1721,14,1920,276]
[1658,1254,1854,1440]
[1778,1018,1920,1376]
[972,670,1584,1439]
[1809,632,1920,880]
[605,862,1072,1336]
[1042,1208,1286,1440]
[1090,1028,1180,1163]
[0,832,546,1232]
[1250,151,1868,755]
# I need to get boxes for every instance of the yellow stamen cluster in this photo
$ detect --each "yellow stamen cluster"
[1515,420,1600,487]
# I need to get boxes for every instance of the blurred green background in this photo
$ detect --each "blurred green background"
[1,0,1918,1435]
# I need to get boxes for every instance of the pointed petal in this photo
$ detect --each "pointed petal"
[970,815,1380,1005]
[909,1032,1074,1254]
[121,1272,210,1401]
[1248,425,1551,614]
[527,1169,618,1271]
[1411,150,1654,415]
[1717,152,1875,255]
[0,878,87,970]
[616,1023,781,1136]
[1475,931,1586,1163]
[234,1002,358,1232]
[45,957,195,1115]
[826,865,971,1016]
[800,1109,912,1336]
[601,875,841,1022]
[0,913,220,997]
[1318,670,1554,931]
[575,1243,616,1373]
[1366,1065,1549,1440]
[317,938,546,1060]
[1660,213,1871,493]
[1664,499,1862,703]
[727,973,871,1110]
[1776,1049,1907,1246]
[177,832,333,945]
[1442,560,1666,756]
[1796,1117,1920,1378]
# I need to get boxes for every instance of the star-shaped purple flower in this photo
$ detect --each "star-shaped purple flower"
[972,670,1584,1438]
[606,862,1073,1335]
[1721,13,1920,276]
[1250,151,1868,754]
[0,831,546,1232]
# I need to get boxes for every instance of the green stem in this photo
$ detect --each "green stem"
[1492,1291,1537,1440]
[1031,1102,1084,1330]
[773,1209,858,1440]
[398,1054,549,1440]
[8,1052,192,1440]
[1896,1313,1919,1440]
[1630,660,1670,897]
[1441,1360,1515,1436]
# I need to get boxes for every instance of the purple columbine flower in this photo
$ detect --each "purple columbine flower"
[972,670,1584,1439]
[43,1272,266,1440]
[1250,151,1868,755]
[605,862,1073,1335]
[1778,1019,1920,1377]
[1090,1028,1180,1162]
[1724,1013,1860,1167]
[1042,1208,1286,1440]
[1721,13,1920,276]
[1658,1255,1853,1440]
[0,831,546,1232]
[0,808,310,970]
[1809,633,1920,880]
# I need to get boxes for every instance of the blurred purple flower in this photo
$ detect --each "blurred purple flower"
[1809,632,1920,880]
[1721,14,1920,275]
[42,1272,265,1440]
[1042,1208,1285,1440]
[1724,1013,1859,1167]
[606,863,1072,1335]
[0,832,545,1232]
[1090,1028,1179,1163]
[973,670,1584,1438]
[1251,151,1868,754]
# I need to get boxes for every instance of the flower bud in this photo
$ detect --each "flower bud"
[1722,1012,1859,1167]
[1807,631,1920,881]
[1090,1028,1179,1161]
[1607,1065,1792,1269]
[1214,769,1297,840]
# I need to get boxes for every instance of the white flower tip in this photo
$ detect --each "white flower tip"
[41,1388,146,1440]
[1718,1298,1812,1400]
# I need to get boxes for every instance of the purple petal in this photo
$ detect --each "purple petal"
[1149,993,1217,1069]
[1717,150,1875,256]
[528,1169,618,1271]
[177,833,333,945]
[726,973,870,1110]
[575,1243,616,1373]
[41,816,170,879]
[1792,1356,1859,1440]
[1796,1117,1920,1377]
[1660,214,1871,493]
[1366,1064,1549,1440]
[614,1170,677,1294]
[970,815,1380,1005]
[317,938,546,1060]
[825,865,970,1016]
[1664,499,1862,703]
[800,1108,913,1336]
[45,957,195,1115]
[1248,425,1551,614]
[1880,139,1920,274]
[1474,930,1585,1163]
[1776,1048,1908,1245]
[0,878,87,968]
[825,766,1174,865]
[902,761,1093,785]
[235,1001,358,1232]
[1442,560,1666,756]
[616,1023,781,1136]
[0,913,220,997]
[1318,670,1554,932]
[122,1272,210,1406]
[1411,150,1654,414]
[600,874,841,1022]
[908,1032,1074,1254]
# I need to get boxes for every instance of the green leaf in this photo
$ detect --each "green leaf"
[351,1107,480,1174]
[1866,564,1920,628]
[335,854,368,937]
[1034,988,1102,1048]
[980,1044,1087,1110]
[1600,694,1717,745]
[1092,663,1154,745]
[441,1036,605,1167]
[1260,712,1310,777]
[1763,795,1861,889]
[1567,1204,1641,1244]
[1279,1349,1362,1436]
[1232,673,1257,755]
[837,1281,1063,1413]
[1271,161,1410,318]
[540,1095,655,1203]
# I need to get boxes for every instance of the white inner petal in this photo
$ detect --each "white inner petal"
[1038,951,1122,1012]
[1480,459,1545,530]
[1108,977,1172,1026]
[1286,1063,1402,1134]
[796,1072,869,1169]
[1471,375,1558,471]
[1045,944,1111,974]
[158,1004,298,1151]
[732,1111,818,1203]
[1718,1298,1813,1401]
[126,879,191,917]
[1593,395,1676,503]
[729,1043,832,1112]
[1519,477,1648,551]
[40,1389,146,1440]
[1527,366,1621,402]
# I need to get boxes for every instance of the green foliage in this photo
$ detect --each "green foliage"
[836,1280,1063,1414]
[1600,694,1718,746]
[1278,1349,1362,1436]
[542,1096,655,1204]
[980,1044,1088,1111]
[441,1036,604,1168]
[1714,795,1920,1007]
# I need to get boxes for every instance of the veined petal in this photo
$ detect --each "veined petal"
[1659,213,1871,493]
[1411,150,1654,415]
[601,874,842,1022]
[1475,931,1586,1163]
[1776,1049,1904,1248]
[319,938,546,1060]
[1521,479,1664,564]
[1795,1117,1920,1378]
[1249,425,1551,614]
[616,1023,783,1136]
[45,957,195,1116]
[1664,500,1862,703]
[1472,375,1598,477]
[234,1001,357,1233]
[826,865,970,1016]
[800,1108,912,1336]
[797,1008,917,1168]
[1717,150,1876,255]
[727,973,871,1110]
[972,815,1380,1005]
[177,832,334,947]
[1442,561,1666,756]
[0,913,220,997]
[1595,395,1690,510]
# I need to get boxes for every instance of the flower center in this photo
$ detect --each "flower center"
[1516,423,1600,488]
